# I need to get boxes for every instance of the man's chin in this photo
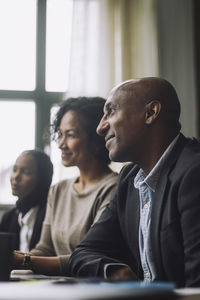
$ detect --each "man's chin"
[109,150,122,162]
[109,149,127,163]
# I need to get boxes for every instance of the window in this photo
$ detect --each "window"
[0,0,74,204]
[0,101,35,203]
[46,0,73,91]
[0,0,36,91]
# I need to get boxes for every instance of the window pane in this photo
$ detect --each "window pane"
[50,106,79,184]
[46,0,73,92]
[0,0,36,91]
[0,101,35,204]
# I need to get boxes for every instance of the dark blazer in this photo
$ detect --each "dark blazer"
[0,205,46,251]
[69,133,200,287]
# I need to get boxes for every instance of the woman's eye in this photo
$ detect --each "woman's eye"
[57,130,77,140]
[12,166,17,172]
[57,132,62,139]
[23,169,32,175]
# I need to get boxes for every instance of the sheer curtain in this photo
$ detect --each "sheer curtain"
[67,0,158,99]
[53,0,159,181]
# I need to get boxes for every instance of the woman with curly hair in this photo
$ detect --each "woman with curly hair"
[13,97,118,276]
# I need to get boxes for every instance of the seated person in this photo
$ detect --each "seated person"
[69,77,200,287]
[13,97,118,275]
[0,150,53,252]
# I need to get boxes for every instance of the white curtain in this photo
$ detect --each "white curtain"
[53,0,158,177]
[67,0,158,99]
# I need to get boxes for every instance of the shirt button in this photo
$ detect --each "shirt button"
[144,272,151,279]
[144,203,149,209]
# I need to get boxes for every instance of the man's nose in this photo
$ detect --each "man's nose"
[96,117,108,136]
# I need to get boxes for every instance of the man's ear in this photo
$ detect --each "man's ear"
[145,101,161,124]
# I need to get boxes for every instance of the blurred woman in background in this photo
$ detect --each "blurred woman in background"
[0,150,53,251]
[13,96,118,275]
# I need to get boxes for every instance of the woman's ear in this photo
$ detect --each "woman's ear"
[145,101,161,124]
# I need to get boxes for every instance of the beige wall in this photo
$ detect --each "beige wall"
[156,0,197,138]
[106,0,197,137]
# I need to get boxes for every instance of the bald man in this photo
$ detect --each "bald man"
[69,77,200,287]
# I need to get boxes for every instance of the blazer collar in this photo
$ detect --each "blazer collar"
[127,172,143,277]
[150,133,189,278]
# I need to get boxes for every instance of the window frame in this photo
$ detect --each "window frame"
[0,0,66,150]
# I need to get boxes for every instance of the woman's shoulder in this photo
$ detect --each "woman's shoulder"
[102,171,118,184]
[0,207,18,229]
[1,206,18,219]
[47,178,77,207]
[94,171,118,193]
[49,178,77,195]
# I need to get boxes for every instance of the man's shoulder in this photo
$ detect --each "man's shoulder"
[169,135,200,177]
[177,135,200,164]
[185,136,200,151]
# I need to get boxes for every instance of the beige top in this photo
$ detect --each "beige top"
[31,172,118,275]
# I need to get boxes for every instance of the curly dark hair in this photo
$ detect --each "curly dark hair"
[51,97,110,166]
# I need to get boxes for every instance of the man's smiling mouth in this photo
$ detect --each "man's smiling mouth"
[105,134,115,148]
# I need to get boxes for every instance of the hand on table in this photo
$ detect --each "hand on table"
[107,266,138,281]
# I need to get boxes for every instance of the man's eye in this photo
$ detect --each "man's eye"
[67,133,75,138]
[108,107,116,116]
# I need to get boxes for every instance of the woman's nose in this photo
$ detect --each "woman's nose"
[58,135,67,149]
[12,171,21,181]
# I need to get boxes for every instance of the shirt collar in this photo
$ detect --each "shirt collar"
[18,206,39,227]
[134,134,180,191]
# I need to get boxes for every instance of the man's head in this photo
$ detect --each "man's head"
[97,77,181,166]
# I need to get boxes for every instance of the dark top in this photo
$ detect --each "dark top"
[0,205,46,251]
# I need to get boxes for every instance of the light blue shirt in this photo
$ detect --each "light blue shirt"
[134,135,179,281]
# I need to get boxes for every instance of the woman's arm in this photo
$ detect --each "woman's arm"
[13,250,61,275]
[92,174,118,223]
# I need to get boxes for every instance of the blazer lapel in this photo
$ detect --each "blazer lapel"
[126,172,143,277]
[150,133,189,279]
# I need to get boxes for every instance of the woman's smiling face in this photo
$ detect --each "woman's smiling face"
[58,110,92,168]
